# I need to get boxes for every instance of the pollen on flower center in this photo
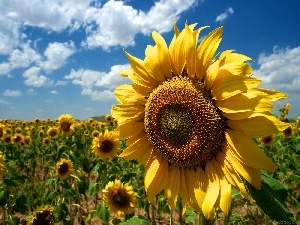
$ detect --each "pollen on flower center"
[112,192,128,207]
[145,76,226,168]
[99,140,113,153]
[58,163,69,174]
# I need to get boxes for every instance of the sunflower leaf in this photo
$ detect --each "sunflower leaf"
[245,172,296,223]
[119,216,152,225]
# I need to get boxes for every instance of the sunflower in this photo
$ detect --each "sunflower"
[27,205,54,225]
[56,158,73,180]
[282,125,294,139]
[105,114,113,122]
[23,136,32,147]
[58,114,74,136]
[12,133,24,145]
[102,179,137,217]
[92,130,120,159]
[47,126,59,139]
[111,23,288,219]
[259,135,275,147]
[0,152,5,175]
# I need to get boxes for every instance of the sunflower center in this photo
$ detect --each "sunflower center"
[61,122,71,131]
[160,104,194,147]
[99,140,113,153]
[112,192,128,207]
[58,163,69,175]
[145,76,226,168]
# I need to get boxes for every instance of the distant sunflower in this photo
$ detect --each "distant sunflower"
[58,114,74,136]
[105,114,113,122]
[0,152,5,175]
[92,131,120,159]
[260,135,275,147]
[0,124,5,139]
[27,205,54,225]
[56,159,73,180]
[92,130,100,138]
[3,135,12,144]
[42,137,50,145]
[47,126,59,139]
[13,133,24,145]
[23,136,32,147]
[102,179,137,217]
[112,23,288,219]
[282,125,294,139]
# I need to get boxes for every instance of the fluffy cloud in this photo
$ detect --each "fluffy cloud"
[41,41,75,72]
[3,89,22,97]
[23,66,54,87]
[0,0,198,53]
[254,46,300,118]
[215,7,234,23]
[84,0,197,50]
[64,64,130,100]
[254,46,300,92]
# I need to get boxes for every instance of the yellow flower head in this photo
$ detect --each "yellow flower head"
[13,133,24,145]
[259,134,275,147]
[105,114,113,122]
[47,126,59,139]
[58,114,74,136]
[112,23,288,219]
[56,158,73,180]
[282,125,294,139]
[27,205,54,225]
[102,179,137,217]
[23,136,32,147]
[92,130,120,159]
[0,152,5,175]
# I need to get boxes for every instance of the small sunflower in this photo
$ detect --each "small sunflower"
[282,125,294,139]
[112,23,288,219]
[102,179,137,217]
[0,152,5,175]
[23,136,32,147]
[259,135,275,147]
[13,133,24,145]
[42,137,50,145]
[58,114,74,136]
[105,114,113,122]
[56,158,73,180]
[92,130,100,138]
[27,205,54,225]
[3,135,12,144]
[47,126,59,139]
[92,131,120,159]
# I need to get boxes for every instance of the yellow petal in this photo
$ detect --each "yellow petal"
[212,73,261,100]
[111,104,144,125]
[211,158,231,214]
[179,168,188,216]
[169,24,196,76]
[254,87,288,101]
[184,169,202,212]
[152,31,172,79]
[194,168,207,208]
[227,115,283,138]
[115,84,147,105]
[144,45,166,82]
[114,121,144,139]
[165,165,180,208]
[144,155,168,203]
[205,60,219,89]
[220,52,252,66]
[197,27,223,79]
[219,62,252,76]
[225,149,261,189]
[202,161,219,220]
[225,130,276,172]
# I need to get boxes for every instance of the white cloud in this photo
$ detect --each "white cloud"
[41,41,75,72]
[253,46,300,118]
[26,89,37,95]
[23,66,54,87]
[64,64,130,100]
[215,7,234,23]
[83,0,197,50]
[0,15,20,54]
[51,90,58,95]
[3,89,22,97]
[90,90,116,101]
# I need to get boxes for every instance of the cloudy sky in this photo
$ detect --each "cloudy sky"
[0,0,299,120]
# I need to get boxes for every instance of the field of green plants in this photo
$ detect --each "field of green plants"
[0,105,299,225]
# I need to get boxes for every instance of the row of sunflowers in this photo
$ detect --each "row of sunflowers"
[1,23,299,224]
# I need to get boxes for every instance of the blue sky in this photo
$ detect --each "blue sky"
[0,0,299,120]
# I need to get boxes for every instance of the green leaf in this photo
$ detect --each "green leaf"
[54,203,69,221]
[246,172,296,223]
[119,216,152,225]
[185,207,195,223]
[88,182,100,196]
[7,216,20,225]
[82,157,91,173]
[0,190,9,207]
[12,194,27,214]
[4,178,17,187]
[96,202,109,225]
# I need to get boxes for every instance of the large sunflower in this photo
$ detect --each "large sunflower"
[111,23,288,219]
[57,114,74,136]
[56,158,73,180]
[102,179,137,217]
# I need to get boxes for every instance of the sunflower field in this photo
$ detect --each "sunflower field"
[1,23,300,225]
